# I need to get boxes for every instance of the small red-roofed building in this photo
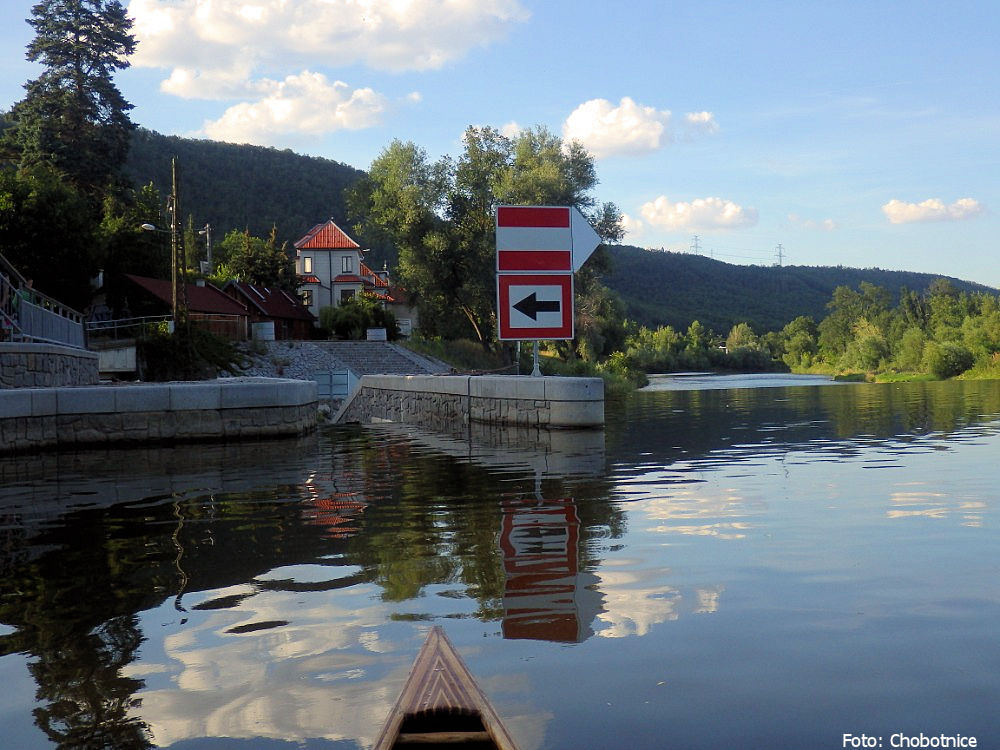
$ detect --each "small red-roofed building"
[224,281,316,340]
[122,274,249,340]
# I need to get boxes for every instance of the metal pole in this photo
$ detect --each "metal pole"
[205,224,212,271]
[170,157,178,321]
[531,341,541,377]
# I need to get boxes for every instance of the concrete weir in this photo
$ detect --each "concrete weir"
[0,377,318,453]
[334,374,604,429]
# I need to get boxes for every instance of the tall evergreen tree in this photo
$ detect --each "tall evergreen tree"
[6,0,136,196]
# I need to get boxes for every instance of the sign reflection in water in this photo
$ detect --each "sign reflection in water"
[1,377,998,749]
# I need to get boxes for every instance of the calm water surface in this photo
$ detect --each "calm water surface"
[1,376,998,748]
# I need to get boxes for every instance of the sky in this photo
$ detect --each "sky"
[1,0,998,286]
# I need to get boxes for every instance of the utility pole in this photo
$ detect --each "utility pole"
[170,157,187,324]
[775,243,784,267]
[690,235,701,255]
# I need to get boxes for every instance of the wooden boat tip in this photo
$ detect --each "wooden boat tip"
[373,626,519,749]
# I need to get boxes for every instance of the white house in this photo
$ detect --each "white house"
[294,219,415,334]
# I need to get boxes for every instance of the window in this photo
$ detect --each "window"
[302,256,313,274]
[342,254,353,273]
[301,289,313,307]
[340,289,355,304]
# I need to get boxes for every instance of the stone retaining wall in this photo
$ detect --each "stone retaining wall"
[335,374,604,429]
[0,377,318,453]
[0,342,98,388]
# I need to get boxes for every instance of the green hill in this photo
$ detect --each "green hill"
[124,128,367,246]
[604,245,997,334]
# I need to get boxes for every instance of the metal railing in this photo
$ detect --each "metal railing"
[85,315,174,341]
[312,369,358,399]
[1,271,86,348]
[86,313,249,342]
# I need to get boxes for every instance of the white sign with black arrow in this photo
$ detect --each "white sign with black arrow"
[497,274,574,340]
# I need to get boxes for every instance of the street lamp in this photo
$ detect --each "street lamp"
[140,221,184,324]
[198,223,212,274]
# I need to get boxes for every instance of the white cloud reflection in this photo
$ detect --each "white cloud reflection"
[888,486,987,527]
[125,583,401,747]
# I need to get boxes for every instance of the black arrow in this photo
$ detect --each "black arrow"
[513,292,561,320]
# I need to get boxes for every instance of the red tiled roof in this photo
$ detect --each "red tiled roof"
[368,291,395,302]
[294,219,360,250]
[300,275,320,284]
[333,274,365,284]
[125,274,248,316]
[360,262,390,287]
[225,281,315,322]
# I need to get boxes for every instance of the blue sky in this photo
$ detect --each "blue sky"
[2,1,998,286]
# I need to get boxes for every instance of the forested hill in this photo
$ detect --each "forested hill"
[124,129,367,243]
[604,244,997,334]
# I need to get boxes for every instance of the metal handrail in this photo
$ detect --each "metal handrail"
[1,272,25,342]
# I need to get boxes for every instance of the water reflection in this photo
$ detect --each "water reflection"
[1,378,998,748]
[500,497,601,643]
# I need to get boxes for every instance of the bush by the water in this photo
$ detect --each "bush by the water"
[138,324,246,381]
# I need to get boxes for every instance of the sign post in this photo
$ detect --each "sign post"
[495,206,601,376]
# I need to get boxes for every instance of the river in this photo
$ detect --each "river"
[1,375,997,748]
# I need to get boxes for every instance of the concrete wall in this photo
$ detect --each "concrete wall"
[0,377,318,453]
[334,374,604,429]
[0,342,98,389]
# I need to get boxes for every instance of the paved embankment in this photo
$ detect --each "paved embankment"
[236,341,450,379]
[0,377,318,453]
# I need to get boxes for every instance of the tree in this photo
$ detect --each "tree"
[0,166,96,310]
[98,181,169,314]
[725,322,758,352]
[778,315,818,369]
[351,126,622,349]
[818,282,891,362]
[5,0,136,196]
[217,226,296,293]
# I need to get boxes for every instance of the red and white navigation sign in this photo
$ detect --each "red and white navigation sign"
[497,274,573,341]
[496,205,601,272]
[495,205,600,341]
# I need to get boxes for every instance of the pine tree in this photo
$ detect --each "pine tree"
[6,0,136,196]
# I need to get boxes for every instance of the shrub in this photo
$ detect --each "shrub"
[921,341,974,379]
[138,324,246,381]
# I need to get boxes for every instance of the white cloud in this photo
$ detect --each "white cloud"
[788,213,836,231]
[640,196,758,231]
[562,97,672,158]
[202,72,387,144]
[500,121,522,139]
[620,213,644,239]
[882,197,986,224]
[129,0,530,97]
[683,110,719,135]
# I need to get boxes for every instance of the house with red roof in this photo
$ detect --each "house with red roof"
[224,281,316,340]
[122,274,249,340]
[294,219,417,335]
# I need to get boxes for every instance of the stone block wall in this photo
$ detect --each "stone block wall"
[335,374,603,429]
[0,377,318,453]
[1,343,98,388]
